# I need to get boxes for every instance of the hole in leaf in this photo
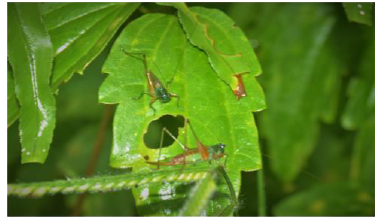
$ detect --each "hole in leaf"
[144,115,185,149]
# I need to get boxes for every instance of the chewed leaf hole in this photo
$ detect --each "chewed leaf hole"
[144,115,185,149]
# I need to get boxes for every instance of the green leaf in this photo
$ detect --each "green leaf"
[39,3,140,90]
[99,13,264,215]
[7,63,20,127]
[350,114,375,190]
[343,3,374,26]
[159,3,262,91]
[228,3,336,182]
[341,30,374,130]
[8,3,56,164]
[274,183,374,216]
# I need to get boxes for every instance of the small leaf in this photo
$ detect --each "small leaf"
[274,183,374,216]
[40,2,140,90]
[7,62,20,127]
[8,3,56,164]
[343,3,374,26]
[159,3,262,91]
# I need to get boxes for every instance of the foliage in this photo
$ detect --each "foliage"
[8,2,374,217]
[8,3,56,163]
[343,3,374,26]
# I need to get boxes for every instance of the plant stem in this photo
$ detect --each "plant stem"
[257,168,266,216]
[72,105,114,216]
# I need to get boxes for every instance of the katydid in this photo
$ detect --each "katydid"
[146,118,226,168]
[120,47,180,115]
[145,118,237,216]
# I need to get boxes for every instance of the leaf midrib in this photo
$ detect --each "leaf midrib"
[46,3,120,30]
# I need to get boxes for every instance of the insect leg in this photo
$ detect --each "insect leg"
[187,119,209,160]
[156,127,166,170]
[163,126,188,168]
[182,117,191,151]
[120,47,147,71]
[133,92,152,100]
[149,97,158,115]
[169,93,181,108]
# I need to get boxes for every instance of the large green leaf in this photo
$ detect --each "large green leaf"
[343,3,374,26]
[274,183,374,216]
[8,3,56,164]
[99,13,265,215]
[159,3,261,93]
[39,2,140,90]
[7,63,20,127]
[229,3,336,182]
[350,114,375,190]
[341,29,374,130]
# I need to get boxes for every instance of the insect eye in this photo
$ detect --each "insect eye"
[219,144,226,153]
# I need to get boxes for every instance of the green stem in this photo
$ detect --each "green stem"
[214,166,238,216]
[257,169,266,216]
[8,166,213,198]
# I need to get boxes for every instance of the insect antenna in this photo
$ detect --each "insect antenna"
[156,127,166,170]
[121,47,170,92]
[163,128,188,151]
[165,22,200,89]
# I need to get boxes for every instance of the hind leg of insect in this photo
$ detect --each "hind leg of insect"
[133,92,152,100]
[186,118,210,161]
[121,47,157,109]
[155,127,189,169]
